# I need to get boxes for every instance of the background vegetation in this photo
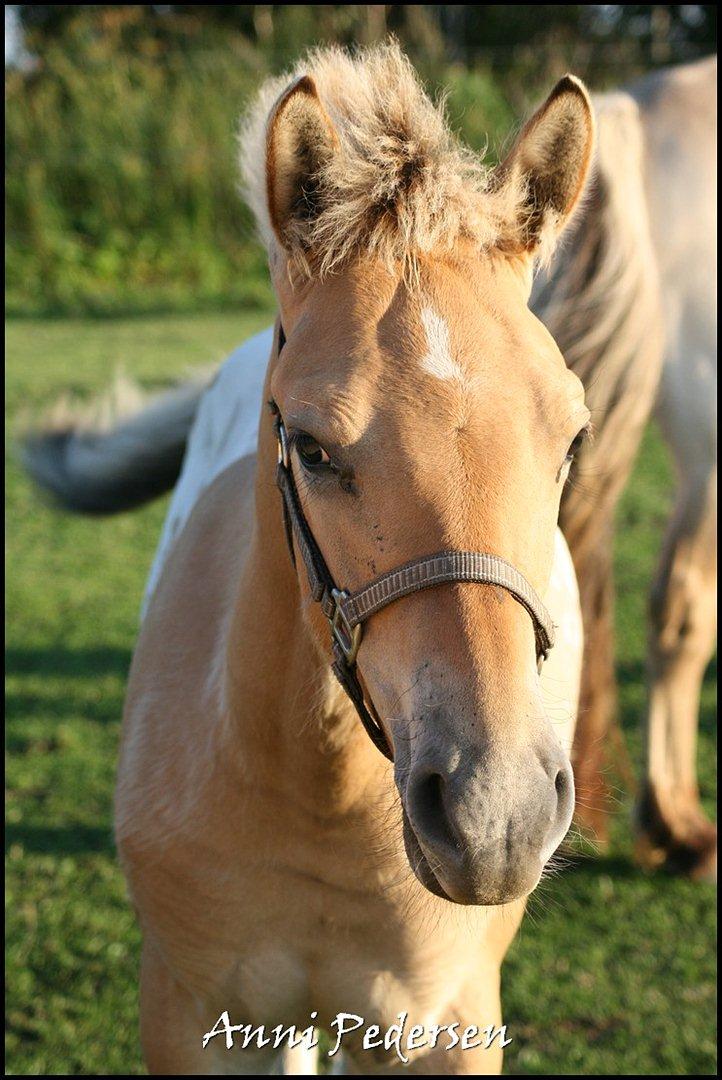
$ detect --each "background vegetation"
[5,4,717,315]
[5,5,717,1075]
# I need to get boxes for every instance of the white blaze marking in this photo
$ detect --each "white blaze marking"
[420,307,466,382]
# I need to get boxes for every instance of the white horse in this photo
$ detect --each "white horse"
[534,55,717,876]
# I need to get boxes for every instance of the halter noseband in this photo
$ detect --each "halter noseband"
[271,326,555,762]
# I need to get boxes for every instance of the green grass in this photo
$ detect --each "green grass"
[5,315,716,1075]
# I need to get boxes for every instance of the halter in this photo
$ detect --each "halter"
[271,327,555,762]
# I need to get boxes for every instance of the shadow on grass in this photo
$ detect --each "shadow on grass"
[5,823,115,856]
[6,691,123,726]
[6,646,132,680]
[560,846,718,887]
[559,852,644,882]
[6,647,131,726]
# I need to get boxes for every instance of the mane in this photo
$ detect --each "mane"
[239,42,525,279]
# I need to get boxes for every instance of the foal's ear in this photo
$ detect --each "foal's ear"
[497,75,594,259]
[265,75,338,248]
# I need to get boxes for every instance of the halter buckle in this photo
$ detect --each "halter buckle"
[330,588,362,665]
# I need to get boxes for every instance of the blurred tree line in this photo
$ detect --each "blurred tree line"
[5,5,716,316]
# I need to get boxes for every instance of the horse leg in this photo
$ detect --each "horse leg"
[340,974,506,1075]
[280,1041,319,1075]
[634,289,717,881]
[139,938,211,1075]
[635,465,717,879]
[339,903,525,1076]
[139,938,292,1075]
[565,521,619,845]
[560,344,662,846]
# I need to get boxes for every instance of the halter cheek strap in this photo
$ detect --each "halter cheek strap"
[270,338,556,763]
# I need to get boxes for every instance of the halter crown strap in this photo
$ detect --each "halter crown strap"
[270,399,556,764]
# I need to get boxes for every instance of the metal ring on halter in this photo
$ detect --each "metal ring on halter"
[329,588,363,664]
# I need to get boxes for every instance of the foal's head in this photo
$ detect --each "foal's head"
[243,46,593,905]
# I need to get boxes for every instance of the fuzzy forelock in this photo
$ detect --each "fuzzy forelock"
[239,42,527,280]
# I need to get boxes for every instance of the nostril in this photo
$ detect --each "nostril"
[415,771,444,819]
[408,772,460,856]
[552,764,575,830]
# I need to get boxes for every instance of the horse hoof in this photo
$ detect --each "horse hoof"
[689,845,717,883]
[634,815,717,882]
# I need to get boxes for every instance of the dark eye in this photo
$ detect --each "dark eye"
[295,433,332,471]
[566,424,590,462]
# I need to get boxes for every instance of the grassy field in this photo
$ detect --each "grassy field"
[5,313,717,1075]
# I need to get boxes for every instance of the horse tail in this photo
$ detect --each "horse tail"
[20,369,214,515]
[532,89,665,837]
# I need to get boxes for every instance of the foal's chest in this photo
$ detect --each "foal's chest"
[195,861,509,1037]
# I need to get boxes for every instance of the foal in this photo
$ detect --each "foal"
[117,46,593,1074]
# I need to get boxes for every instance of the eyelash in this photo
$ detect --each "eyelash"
[566,422,592,461]
[287,433,338,498]
[289,431,360,496]
[558,422,591,484]
[288,430,332,464]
